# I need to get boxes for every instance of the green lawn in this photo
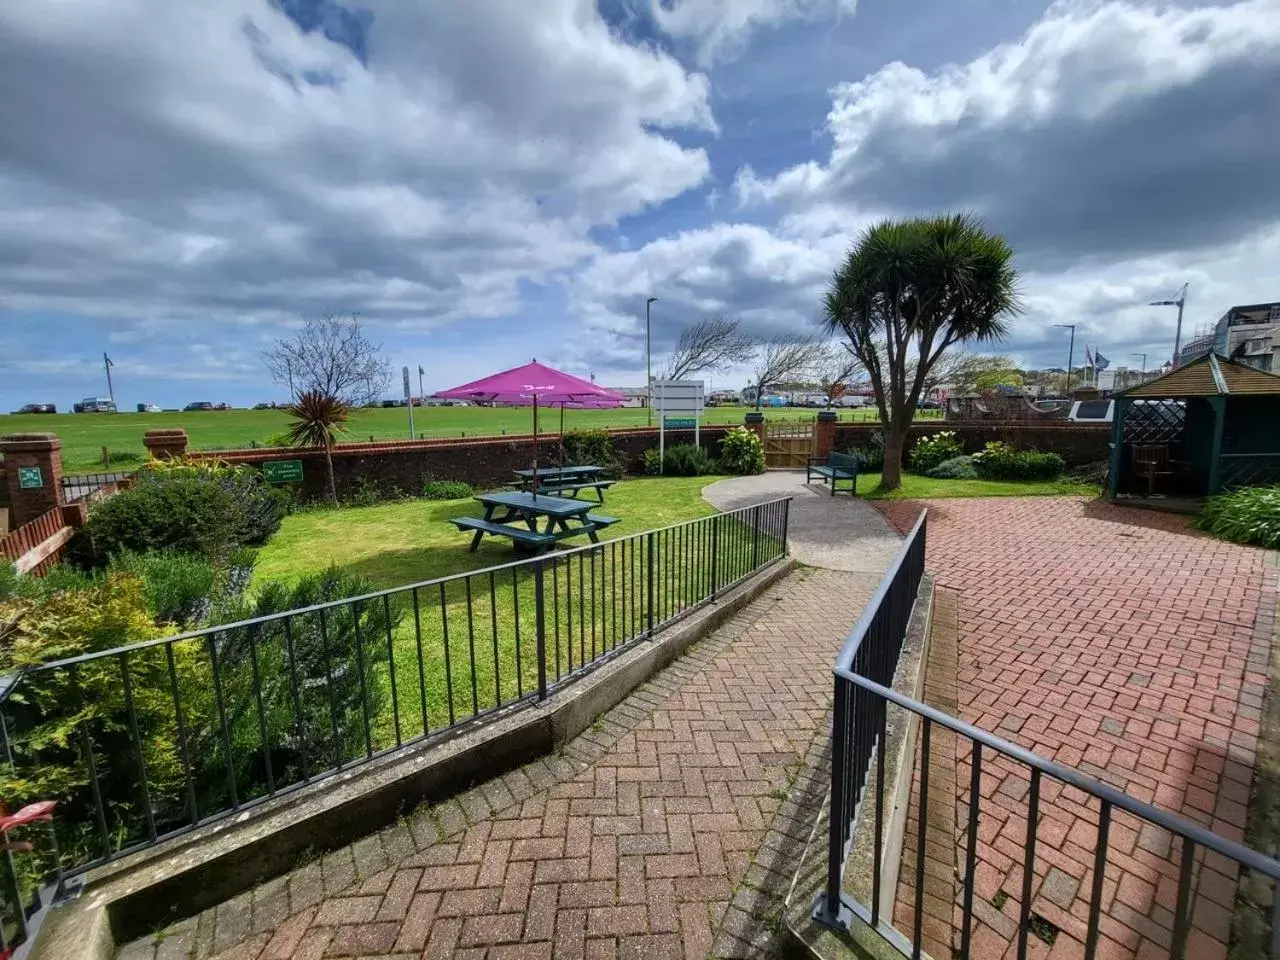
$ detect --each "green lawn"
[0,406,942,474]
[857,473,1101,500]
[241,477,778,749]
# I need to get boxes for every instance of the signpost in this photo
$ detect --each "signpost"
[17,466,43,490]
[263,460,304,484]
[403,366,416,439]
[653,380,705,474]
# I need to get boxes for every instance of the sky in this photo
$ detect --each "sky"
[2,0,1279,410]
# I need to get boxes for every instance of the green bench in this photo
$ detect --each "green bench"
[450,517,556,548]
[806,451,859,496]
[536,479,615,501]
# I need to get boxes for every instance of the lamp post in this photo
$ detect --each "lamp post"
[1150,283,1188,367]
[645,296,658,426]
[1053,324,1076,395]
[1131,353,1147,374]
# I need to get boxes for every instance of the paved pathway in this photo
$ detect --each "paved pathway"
[877,497,1276,960]
[124,474,900,960]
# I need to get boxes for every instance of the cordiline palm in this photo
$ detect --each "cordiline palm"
[285,391,351,503]
[823,213,1020,490]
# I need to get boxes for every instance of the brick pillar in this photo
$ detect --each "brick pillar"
[1,433,63,527]
[814,410,837,459]
[143,428,189,460]
[743,411,765,445]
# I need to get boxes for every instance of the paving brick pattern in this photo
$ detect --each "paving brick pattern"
[877,497,1275,960]
[124,568,879,960]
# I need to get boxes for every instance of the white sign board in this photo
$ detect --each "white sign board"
[652,380,705,416]
[653,380,705,471]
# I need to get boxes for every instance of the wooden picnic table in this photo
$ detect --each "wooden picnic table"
[450,490,618,553]
[512,464,614,502]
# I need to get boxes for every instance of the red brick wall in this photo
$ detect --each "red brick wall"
[833,421,1110,466]
[1,433,64,527]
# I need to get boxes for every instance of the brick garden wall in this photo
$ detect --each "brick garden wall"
[200,427,734,500]
[833,421,1110,466]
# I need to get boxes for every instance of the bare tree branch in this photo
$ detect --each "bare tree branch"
[816,344,865,406]
[663,316,757,381]
[263,314,393,407]
[749,336,828,409]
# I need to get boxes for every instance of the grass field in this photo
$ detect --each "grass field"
[0,405,939,474]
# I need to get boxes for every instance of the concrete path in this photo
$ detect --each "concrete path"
[123,478,903,960]
[702,470,903,575]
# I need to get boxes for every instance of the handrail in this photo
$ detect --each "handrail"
[2,497,794,680]
[846,672,1280,881]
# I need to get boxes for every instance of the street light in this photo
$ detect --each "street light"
[1053,324,1076,394]
[1131,352,1147,374]
[645,296,658,426]
[1150,283,1188,367]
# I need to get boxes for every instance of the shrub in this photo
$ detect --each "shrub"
[106,550,221,626]
[718,427,765,476]
[926,455,978,480]
[84,459,287,564]
[846,431,885,472]
[423,479,474,501]
[104,450,144,466]
[908,431,964,474]
[1196,485,1280,548]
[652,443,715,477]
[562,430,622,478]
[262,431,295,448]
[971,442,1065,481]
[642,447,663,476]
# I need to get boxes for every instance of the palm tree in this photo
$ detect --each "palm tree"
[823,213,1020,490]
[285,391,351,503]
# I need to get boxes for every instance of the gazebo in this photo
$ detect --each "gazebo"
[1108,353,1280,501]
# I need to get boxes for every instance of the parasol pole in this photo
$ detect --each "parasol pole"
[560,404,566,466]
[532,393,539,498]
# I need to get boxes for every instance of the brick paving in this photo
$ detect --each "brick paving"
[123,567,881,960]
[877,497,1276,960]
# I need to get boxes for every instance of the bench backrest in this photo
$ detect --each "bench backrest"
[827,451,859,471]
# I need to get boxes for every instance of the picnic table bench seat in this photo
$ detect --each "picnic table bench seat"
[584,513,619,528]
[535,479,615,500]
[450,516,556,546]
[806,451,859,496]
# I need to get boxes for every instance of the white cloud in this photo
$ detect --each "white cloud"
[649,0,857,66]
[0,0,715,332]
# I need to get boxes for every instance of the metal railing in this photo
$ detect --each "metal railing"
[0,498,789,951]
[814,510,1280,959]
[59,471,134,503]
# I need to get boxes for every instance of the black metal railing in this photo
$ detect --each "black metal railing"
[0,498,789,952]
[814,510,927,932]
[814,510,1280,959]
[59,472,134,503]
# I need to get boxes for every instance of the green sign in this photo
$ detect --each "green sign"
[664,417,696,429]
[17,466,43,490]
[263,459,304,483]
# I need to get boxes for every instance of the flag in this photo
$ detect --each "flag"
[1094,350,1111,371]
[1083,346,1094,369]
[104,352,114,367]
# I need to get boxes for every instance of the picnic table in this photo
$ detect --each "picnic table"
[450,490,619,553]
[513,464,614,502]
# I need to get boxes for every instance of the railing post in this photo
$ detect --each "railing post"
[534,559,548,701]
[814,673,851,931]
[750,504,761,570]
[782,498,791,553]
[709,515,720,599]
[646,531,656,636]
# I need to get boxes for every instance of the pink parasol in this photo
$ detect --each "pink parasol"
[436,361,625,493]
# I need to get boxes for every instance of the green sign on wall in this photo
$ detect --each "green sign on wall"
[263,460,304,484]
[17,466,43,489]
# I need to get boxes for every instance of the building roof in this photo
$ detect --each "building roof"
[1118,353,1280,398]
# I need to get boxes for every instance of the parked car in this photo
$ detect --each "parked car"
[916,399,942,410]
[73,397,117,413]
[184,401,215,412]
[213,402,231,410]
[1068,399,1113,423]
[252,402,277,410]
[16,403,57,414]
[136,403,162,413]
[837,395,870,408]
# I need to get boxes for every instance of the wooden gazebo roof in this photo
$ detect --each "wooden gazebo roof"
[1118,353,1280,399]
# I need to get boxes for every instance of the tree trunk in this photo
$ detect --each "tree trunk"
[324,442,337,504]
[880,428,906,490]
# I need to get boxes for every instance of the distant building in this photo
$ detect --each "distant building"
[607,387,647,408]
[1178,301,1280,371]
